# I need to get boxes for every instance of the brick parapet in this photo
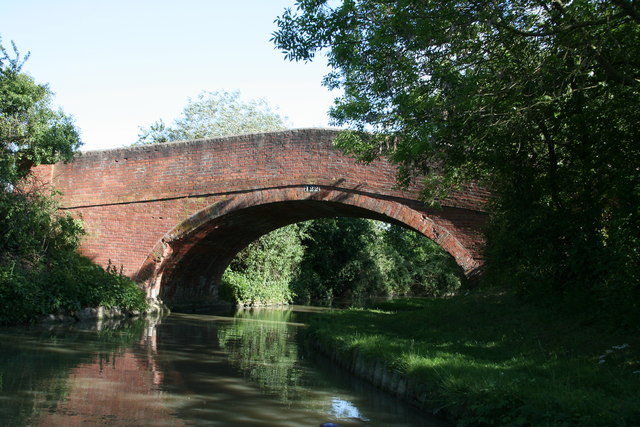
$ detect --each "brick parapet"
[41,129,488,212]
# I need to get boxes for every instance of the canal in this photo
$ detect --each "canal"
[0,306,448,426]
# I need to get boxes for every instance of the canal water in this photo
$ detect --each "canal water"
[0,306,448,426]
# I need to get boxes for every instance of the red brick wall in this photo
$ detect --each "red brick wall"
[31,129,490,304]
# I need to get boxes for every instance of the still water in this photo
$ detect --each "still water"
[0,306,447,426]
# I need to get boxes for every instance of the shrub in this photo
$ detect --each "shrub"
[0,188,147,325]
[219,224,306,305]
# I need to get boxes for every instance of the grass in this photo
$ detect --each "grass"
[304,291,640,426]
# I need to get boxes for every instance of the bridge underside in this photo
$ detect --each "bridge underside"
[133,189,485,308]
[154,200,403,306]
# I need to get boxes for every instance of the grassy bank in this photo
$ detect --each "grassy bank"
[304,292,640,426]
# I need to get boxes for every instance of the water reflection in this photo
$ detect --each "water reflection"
[218,308,301,403]
[0,307,448,426]
[0,320,150,426]
[330,398,370,422]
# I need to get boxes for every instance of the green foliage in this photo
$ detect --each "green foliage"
[135,90,288,144]
[0,187,83,263]
[0,263,45,325]
[86,261,147,312]
[220,217,464,306]
[221,218,464,306]
[0,175,146,325]
[220,224,307,305]
[1,39,81,185]
[0,251,147,325]
[379,223,463,297]
[293,218,464,304]
[294,218,383,302]
[273,1,640,325]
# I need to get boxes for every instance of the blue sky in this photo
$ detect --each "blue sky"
[0,0,337,151]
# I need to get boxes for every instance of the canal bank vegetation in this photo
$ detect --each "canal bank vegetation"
[219,217,464,306]
[305,292,640,426]
[0,171,148,328]
[0,39,147,325]
[219,224,307,305]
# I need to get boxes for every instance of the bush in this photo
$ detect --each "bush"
[220,269,294,306]
[484,195,640,330]
[0,254,147,325]
[0,188,146,325]
[219,224,306,305]
[0,263,45,324]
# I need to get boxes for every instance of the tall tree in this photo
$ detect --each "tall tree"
[293,218,382,302]
[293,218,464,303]
[273,1,640,315]
[136,90,288,144]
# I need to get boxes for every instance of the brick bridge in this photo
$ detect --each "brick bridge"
[32,129,489,306]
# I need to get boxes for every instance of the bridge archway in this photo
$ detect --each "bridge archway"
[136,187,479,306]
[30,128,489,305]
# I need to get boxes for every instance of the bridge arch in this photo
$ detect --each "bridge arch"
[29,128,489,306]
[137,187,479,305]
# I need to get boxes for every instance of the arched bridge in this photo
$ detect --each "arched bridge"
[32,129,489,306]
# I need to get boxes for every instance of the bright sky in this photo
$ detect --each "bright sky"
[0,0,338,151]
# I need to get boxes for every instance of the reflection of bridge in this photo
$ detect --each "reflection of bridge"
[32,129,489,305]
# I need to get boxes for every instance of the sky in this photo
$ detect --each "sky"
[0,0,338,151]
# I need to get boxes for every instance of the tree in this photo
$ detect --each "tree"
[293,218,383,302]
[136,90,288,144]
[273,1,640,321]
[1,40,80,186]
[0,39,146,324]
[1,38,83,260]
[293,218,464,303]
[379,223,463,297]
